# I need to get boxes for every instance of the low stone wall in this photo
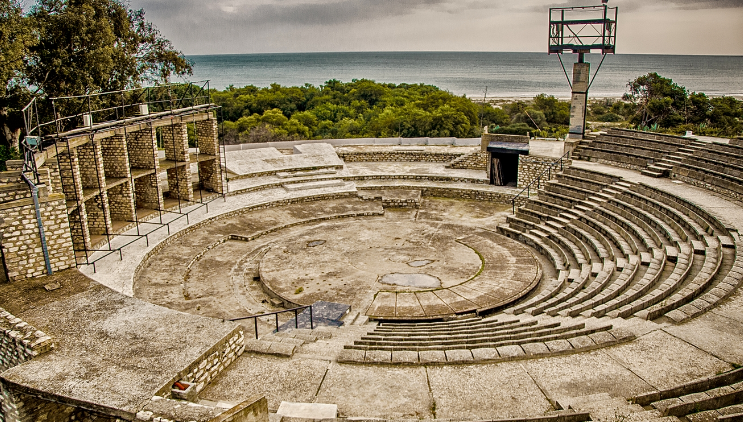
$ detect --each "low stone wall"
[137,395,268,422]
[357,185,526,207]
[0,308,54,422]
[1,389,119,422]
[447,151,489,170]
[337,151,464,163]
[163,326,245,396]
[517,155,572,189]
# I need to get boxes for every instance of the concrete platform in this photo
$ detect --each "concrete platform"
[0,273,239,418]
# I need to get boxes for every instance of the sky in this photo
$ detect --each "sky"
[128,0,743,56]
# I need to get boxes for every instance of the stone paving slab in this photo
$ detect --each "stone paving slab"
[315,364,432,418]
[604,330,732,390]
[200,355,329,412]
[427,362,553,419]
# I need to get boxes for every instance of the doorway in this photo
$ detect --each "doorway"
[489,153,520,186]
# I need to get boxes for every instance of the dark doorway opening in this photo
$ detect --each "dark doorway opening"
[490,153,520,186]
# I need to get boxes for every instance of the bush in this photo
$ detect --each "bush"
[596,113,623,122]
[489,123,532,136]
[0,146,20,171]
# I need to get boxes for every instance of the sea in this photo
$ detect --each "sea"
[186,52,743,99]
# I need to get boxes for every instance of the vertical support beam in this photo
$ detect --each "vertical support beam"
[162,123,193,202]
[568,61,591,139]
[195,118,224,194]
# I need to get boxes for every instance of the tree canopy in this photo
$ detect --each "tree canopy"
[213,80,484,142]
[621,72,742,137]
[0,0,192,149]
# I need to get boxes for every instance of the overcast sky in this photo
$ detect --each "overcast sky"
[128,0,743,56]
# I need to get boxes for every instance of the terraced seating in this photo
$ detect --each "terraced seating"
[337,315,635,364]
[572,129,695,177]
[499,167,741,323]
[633,367,743,422]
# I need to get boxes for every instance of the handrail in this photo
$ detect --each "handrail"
[230,305,314,339]
[511,150,572,214]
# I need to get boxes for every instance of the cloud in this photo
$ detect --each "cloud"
[538,0,743,12]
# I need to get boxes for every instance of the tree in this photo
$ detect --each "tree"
[0,0,35,149]
[0,0,192,149]
[623,73,686,128]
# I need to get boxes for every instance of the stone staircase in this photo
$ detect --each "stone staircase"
[632,367,743,422]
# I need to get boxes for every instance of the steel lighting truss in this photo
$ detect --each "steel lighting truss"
[549,5,618,55]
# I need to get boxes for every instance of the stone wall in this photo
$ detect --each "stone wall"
[517,155,572,189]
[337,151,464,163]
[136,395,268,422]
[0,307,54,422]
[162,327,244,396]
[447,151,489,170]
[1,389,119,422]
[0,188,76,281]
[196,119,225,194]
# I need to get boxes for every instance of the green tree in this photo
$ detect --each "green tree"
[0,0,35,149]
[624,72,687,128]
[0,0,191,149]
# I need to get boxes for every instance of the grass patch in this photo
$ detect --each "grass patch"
[294,287,304,294]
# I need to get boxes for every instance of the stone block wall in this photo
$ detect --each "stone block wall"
[0,308,54,371]
[196,119,225,194]
[447,151,489,170]
[84,193,112,236]
[162,124,189,162]
[0,308,54,422]
[517,155,572,189]
[1,389,119,422]
[76,140,105,190]
[136,395,268,422]
[107,183,136,222]
[135,174,163,210]
[165,327,245,396]
[101,135,131,179]
[0,192,76,281]
[166,166,194,202]
[126,128,159,169]
[337,151,464,163]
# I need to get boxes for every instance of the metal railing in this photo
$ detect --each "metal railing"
[21,81,212,144]
[230,305,314,339]
[511,150,572,214]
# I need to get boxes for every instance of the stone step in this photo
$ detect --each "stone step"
[282,179,346,191]
[642,169,667,178]
[276,168,338,178]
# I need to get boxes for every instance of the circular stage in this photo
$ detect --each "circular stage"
[259,218,541,320]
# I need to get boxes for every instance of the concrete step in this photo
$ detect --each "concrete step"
[276,168,338,178]
[641,169,666,178]
[283,179,346,191]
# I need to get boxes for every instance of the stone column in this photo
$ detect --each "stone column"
[77,140,112,236]
[126,127,164,211]
[196,119,224,194]
[55,147,90,250]
[161,123,193,202]
[568,61,591,140]
[102,135,136,222]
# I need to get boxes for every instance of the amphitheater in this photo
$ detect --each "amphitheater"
[1,104,743,422]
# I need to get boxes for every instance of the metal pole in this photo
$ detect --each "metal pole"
[294,308,298,329]
[254,318,258,339]
[275,313,279,333]
[309,305,314,330]
[21,174,53,275]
